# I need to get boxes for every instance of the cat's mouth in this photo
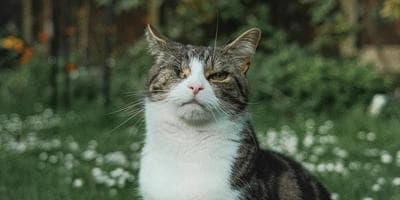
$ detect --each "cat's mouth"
[181,100,205,108]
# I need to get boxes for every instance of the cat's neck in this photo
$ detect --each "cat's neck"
[143,100,247,161]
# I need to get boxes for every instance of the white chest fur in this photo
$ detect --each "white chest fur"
[139,101,243,200]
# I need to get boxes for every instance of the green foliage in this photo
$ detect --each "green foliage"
[381,0,400,19]
[111,39,151,104]
[0,55,51,113]
[249,44,399,113]
[94,0,145,13]
[161,0,287,48]
[0,50,19,69]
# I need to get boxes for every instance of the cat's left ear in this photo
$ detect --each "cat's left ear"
[223,28,261,73]
[145,24,170,56]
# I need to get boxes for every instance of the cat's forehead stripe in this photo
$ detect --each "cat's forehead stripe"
[189,58,204,74]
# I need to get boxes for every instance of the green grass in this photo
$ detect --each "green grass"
[1,104,399,200]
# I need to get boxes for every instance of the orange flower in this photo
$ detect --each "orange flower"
[1,36,25,53]
[19,47,33,64]
[65,63,77,73]
[37,31,49,43]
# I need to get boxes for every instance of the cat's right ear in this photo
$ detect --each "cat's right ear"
[145,25,169,56]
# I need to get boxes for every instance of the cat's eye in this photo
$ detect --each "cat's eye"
[173,67,181,77]
[208,72,229,82]
[176,67,190,79]
[173,67,186,79]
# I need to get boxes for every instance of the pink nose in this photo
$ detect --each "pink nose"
[188,83,204,95]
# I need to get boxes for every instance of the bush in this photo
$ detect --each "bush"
[111,39,151,104]
[0,54,51,113]
[248,44,399,113]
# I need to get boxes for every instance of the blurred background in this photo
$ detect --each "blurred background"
[0,0,400,199]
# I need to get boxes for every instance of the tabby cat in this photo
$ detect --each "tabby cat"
[138,25,331,200]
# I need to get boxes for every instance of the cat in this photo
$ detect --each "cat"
[138,25,331,200]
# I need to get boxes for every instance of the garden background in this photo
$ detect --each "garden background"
[1,0,400,199]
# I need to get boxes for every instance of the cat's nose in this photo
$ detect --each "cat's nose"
[188,83,204,96]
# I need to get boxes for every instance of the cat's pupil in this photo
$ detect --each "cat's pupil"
[173,67,184,78]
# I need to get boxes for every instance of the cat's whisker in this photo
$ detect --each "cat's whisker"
[125,109,145,117]
[217,102,235,117]
[109,100,144,115]
[107,108,144,134]
[205,104,219,122]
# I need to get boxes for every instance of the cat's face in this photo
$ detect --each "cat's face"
[145,25,261,124]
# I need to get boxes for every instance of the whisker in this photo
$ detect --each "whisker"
[107,109,144,134]
[108,100,144,115]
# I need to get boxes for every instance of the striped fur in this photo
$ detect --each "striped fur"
[139,25,331,200]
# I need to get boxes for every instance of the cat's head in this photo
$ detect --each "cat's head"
[145,25,261,125]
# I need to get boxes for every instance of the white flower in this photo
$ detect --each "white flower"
[105,178,116,187]
[334,162,345,173]
[64,160,74,170]
[377,177,386,185]
[317,163,326,172]
[366,132,376,141]
[88,140,98,149]
[105,151,128,166]
[380,152,392,164]
[283,134,298,155]
[130,143,141,151]
[110,168,124,178]
[349,161,361,170]
[396,151,400,166]
[14,142,27,153]
[95,155,104,165]
[303,134,314,147]
[312,146,326,156]
[305,119,315,130]
[49,155,58,164]
[68,141,79,151]
[92,167,102,177]
[131,161,140,170]
[325,163,334,172]
[38,152,48,161]
[92,168,108,184]
[362,197,373,200]
[65,153,74,161]
[392,177,400,186]
[72,178,84,188]
[331,193,339,200]
[357,131,366,140]
[364,148,380,157]
[333,147,348,158]
[50,139,61,148]
[371,183,380,191]
[82,149,97,161]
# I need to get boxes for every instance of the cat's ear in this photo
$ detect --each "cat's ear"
[145,25,170,56]
[223,28,261,73]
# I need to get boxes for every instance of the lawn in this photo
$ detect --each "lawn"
[1,103,399,200]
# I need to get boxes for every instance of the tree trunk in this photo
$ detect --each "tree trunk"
[78,0,90,62]
[21,0,33,44]
[62,0,73,108]
[147,0,162,27]
[338,0,359,56]
[40,0,53,54]
[103,0,115,107]
[50,0,60,110]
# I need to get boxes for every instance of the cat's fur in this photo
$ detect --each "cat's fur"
[138,25,331,200]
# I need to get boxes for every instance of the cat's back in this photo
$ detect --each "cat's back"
[237,149,331,200]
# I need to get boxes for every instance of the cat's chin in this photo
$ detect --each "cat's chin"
[177,103,213,125]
